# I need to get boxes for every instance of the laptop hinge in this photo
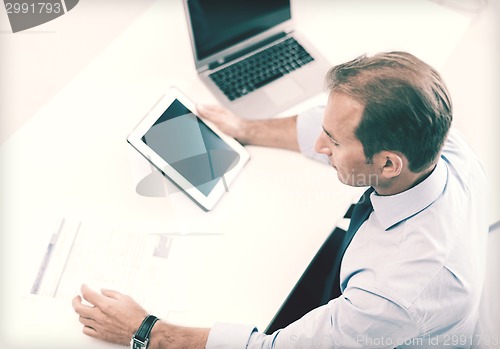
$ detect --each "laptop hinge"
[207,31,288,70]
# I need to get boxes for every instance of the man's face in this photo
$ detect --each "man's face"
[315,92,379,187]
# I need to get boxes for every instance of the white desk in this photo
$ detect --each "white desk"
[0,1,471,347]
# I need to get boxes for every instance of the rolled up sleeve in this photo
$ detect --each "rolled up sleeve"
[207,290,419,349]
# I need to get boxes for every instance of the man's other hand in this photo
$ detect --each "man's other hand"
[72,284,148,346]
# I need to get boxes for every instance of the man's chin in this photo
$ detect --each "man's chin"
[336,171,370,187]
[335,171,349,185]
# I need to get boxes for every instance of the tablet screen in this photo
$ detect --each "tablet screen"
[141,99,239,196]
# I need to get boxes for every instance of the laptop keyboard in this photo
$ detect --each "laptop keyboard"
[209,37,315,101]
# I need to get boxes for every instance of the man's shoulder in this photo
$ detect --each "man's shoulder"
[442,129,485,172]
[441,128,489,194]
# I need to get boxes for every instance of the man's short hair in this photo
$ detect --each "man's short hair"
[325,51,453,173]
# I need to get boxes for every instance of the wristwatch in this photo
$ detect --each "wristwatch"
[130,315,159,349]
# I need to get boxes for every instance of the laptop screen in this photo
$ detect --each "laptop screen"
[187,0,291,61]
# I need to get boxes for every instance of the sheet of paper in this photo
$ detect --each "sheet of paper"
[30,217,188,313]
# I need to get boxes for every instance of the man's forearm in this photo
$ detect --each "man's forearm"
[150,322,210,349]
[240,116,299,151]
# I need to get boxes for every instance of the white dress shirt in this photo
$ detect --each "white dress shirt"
[205,107,490,349]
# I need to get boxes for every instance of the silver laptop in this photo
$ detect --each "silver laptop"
[183,0,331,119]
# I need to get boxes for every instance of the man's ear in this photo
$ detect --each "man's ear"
[375,151,404,179]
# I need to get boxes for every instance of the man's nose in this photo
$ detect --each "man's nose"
[314,133,332,156]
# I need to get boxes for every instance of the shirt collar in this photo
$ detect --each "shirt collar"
[370,158,448,231]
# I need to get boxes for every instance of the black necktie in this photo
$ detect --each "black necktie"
[321,187,375,303]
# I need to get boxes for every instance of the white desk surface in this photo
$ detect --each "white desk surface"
[0,1,473,348]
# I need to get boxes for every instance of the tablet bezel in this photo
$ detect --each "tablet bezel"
[127,87,250,210]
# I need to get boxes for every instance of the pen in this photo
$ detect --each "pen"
[30,218,64,295]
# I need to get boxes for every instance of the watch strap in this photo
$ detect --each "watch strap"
[131,315,159,349]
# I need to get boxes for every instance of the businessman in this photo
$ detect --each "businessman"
[73,52,489,348]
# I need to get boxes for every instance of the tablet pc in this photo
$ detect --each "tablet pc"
[127,87,250,210]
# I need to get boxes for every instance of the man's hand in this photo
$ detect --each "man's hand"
[72,284,148,346]
[197,104,299,151]
[197,104,250,143]
[72,285,210,349]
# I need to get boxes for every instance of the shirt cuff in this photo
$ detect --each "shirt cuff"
[296,105,329,164]
[206,322,256,349]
